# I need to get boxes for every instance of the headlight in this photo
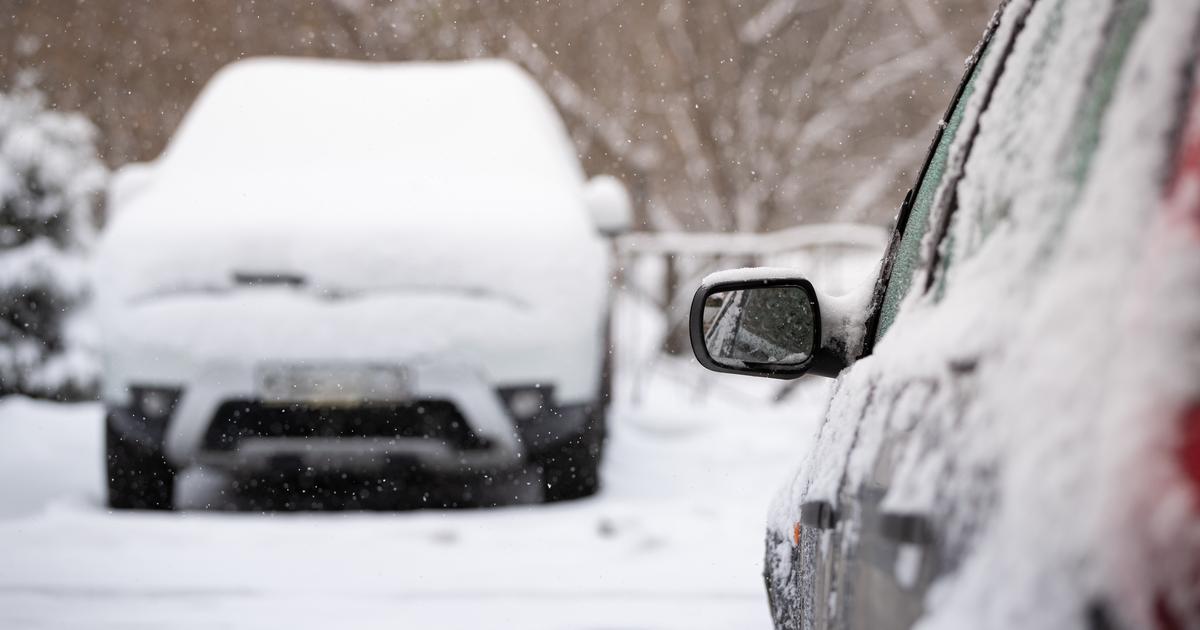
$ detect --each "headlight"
[129,386,183,421]
[499,385,552,421]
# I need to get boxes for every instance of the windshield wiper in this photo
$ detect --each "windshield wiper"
[232,271,307,287]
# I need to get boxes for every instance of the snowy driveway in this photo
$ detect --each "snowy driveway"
[0,369,825,630]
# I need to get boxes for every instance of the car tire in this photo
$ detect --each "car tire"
[539,410,605,502]
[105,419,176,510]
[538,331,613,503]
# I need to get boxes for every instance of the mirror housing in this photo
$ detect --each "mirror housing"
[583,175,633,236]
[689,268,850,380]
[107,162,156,216]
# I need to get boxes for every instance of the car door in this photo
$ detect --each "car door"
[833,9,1017,629]
[840,1,1153,629]
[768,1,1175,628]
[767,8,1018,630]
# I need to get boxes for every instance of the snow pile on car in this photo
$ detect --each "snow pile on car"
[94,58,606,315]
[767,1,1200,628]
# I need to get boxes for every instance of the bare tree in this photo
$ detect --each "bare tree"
[0,0,995,229]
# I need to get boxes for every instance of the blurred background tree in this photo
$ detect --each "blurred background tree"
[0,0,995,232]
[0,81,105,399]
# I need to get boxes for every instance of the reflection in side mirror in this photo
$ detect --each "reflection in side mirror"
[702,286,817,370]
[690,271,846,380]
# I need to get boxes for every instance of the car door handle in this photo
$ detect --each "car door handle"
[799,500,838,530]
[878,512,934,545]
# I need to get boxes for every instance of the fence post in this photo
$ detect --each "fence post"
[662,253,689,355]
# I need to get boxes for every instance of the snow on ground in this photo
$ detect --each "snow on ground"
[0,360,828,629]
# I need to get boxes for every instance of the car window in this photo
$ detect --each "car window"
[873,48,992,341]
[1036,0,1148,255]
[927,0,1148,297]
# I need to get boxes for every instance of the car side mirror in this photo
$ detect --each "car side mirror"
[689,269,849,380]
[583,174,633,236]
[107,162,156,217]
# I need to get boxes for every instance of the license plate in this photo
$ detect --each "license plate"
[256,364,411,405]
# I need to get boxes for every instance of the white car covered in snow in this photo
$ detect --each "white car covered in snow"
[691,1,1200,629]
[95,58,631,510]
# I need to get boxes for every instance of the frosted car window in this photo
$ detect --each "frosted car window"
[874,53,989,340]
[1038,0,1147,253]
[928,0,1148,297]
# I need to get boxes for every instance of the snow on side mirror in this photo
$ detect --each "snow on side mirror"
[583,175,633,236]
[690,269,850,380]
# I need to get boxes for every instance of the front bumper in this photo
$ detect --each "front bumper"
[127,360,530,472]
[107,359,600,476]
[196,436,520,475]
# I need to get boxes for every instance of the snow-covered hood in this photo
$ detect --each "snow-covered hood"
[107,290,571,366]
[95,169,607,311]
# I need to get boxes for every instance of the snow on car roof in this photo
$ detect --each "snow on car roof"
[113,57,591,233]
[97,58,606,309]
[165,57,583,186]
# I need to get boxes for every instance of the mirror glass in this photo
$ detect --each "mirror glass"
[701,286,816,369]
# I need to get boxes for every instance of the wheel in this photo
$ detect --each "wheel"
[105,418,176,510]
[538,410,605,502]
[538,331,613,502]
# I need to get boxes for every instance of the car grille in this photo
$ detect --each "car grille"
[202,400,489,451]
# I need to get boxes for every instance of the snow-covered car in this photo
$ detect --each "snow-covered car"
[690,1,1200,629]
[95,58,631,510]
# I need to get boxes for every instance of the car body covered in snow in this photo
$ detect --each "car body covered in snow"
[95,58,630,509]
[690,1,1200,628]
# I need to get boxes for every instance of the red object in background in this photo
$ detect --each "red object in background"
[1154,68,1200,630]
[1167,69,1200,549]
[1179,404,1200,497]
[1166,79,1200,230]
[1157,406,1200,630]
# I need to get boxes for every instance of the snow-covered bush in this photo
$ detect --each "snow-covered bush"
[0,86,105,400]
